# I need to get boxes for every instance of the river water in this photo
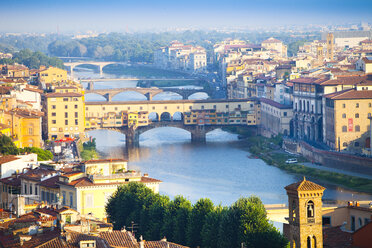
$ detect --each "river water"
[75,67,372,207]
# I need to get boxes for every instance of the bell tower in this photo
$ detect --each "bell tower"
[285,177,325,248]
[326,33,334,61]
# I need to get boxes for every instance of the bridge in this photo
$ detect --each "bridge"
[64,61,126,74]
[80,78,196,82]
[85,98,260,146]
[84,84,210,101]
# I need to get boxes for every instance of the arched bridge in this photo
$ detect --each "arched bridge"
[84,87,210,101]
[64,61,126,74]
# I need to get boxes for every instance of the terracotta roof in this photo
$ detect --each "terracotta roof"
[290,77,328,85]
[144,240,189,248]
[285,177,325,192]
[323,226,352,248]
[37,176,61,188]
[140,177,162,184]
[62,176,161,188]
[324,88,372,100]
[36,237,74,248]
[7,108,44,118]
[65,231,110,248]
[19,167,58,182]
[320,75,366,86]
[24,86,43,94]
[361,39,372,44]
[82,158,128,164]
[0,175,21,187]
[260,98,292,109]
[0,155,19,164]
[99,230,139,248]
[362,57,372,63]
[44,92,82,98]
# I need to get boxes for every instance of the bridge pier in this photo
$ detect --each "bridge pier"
[125,127,140,147]
[87,82,94,90]
[104,93,113,102]
[99,65,103,75]
[190,126,207,143]
[145,93,153,101]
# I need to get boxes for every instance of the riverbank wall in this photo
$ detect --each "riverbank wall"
[283,139,372,175]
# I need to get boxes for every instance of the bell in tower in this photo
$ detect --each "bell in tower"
[284,177,325,248]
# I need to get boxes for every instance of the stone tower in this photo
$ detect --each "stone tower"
[326,33,334,61]
[285,177,325,248]
[317,45,324,63]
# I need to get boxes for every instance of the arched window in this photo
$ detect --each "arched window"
[342,126,347,132]
[307,236,311,248]
[307,201,314,218]
[355,113,359,118]
[355,125,360,132]
[313,236,317,248]
[292,200,297,222]
[342,113,346,118]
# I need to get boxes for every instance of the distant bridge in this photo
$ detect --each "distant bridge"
[85,85,209,101]
[79,78,196,82]
[64,61,126,74]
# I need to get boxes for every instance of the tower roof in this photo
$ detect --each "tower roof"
[285,177,325,192]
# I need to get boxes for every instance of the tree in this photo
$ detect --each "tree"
[0,135,19,155]
[201,205,228,248]
[19,147,53,161]
[186,198,214,247]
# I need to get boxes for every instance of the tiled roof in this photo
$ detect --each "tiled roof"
[290,77,328,85]
[65,231,110,248]
[144,240,189,248]
[37,175,60,188]
[285,177,325,192]
[37,237,74,248]
[99,230,139,248]
[0,155,19,164]
[44,92,82,98]
[19,167,58,182]
[63,176,162,188]
[259,98,292,109]
[0,176,21,187]
[323,226,352,248]
[320,75,367,86]
[324,88,372,100]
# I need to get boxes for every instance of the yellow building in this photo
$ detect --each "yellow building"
[3,108,43,148]
[0,123,11,137]
[38,66,68,84]
[56,167,161,220]
[128,111,149,128]
[324,88,372,151]
[43,92,85,140]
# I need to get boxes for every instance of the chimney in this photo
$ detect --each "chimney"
[143,173,149,177]
[139,236,144,248]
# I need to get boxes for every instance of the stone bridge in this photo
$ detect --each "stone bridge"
[85,83,210,101]
[100,121,245,146]
[64,61,126,74]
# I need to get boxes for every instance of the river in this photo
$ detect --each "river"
[74,66,372,207]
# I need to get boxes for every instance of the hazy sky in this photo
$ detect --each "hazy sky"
[1,0,371,33]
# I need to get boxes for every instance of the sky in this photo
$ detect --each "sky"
[1,0,372,33]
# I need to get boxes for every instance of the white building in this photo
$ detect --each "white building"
[0,154,38,178]
[11,85,43,110]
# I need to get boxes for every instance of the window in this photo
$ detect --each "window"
[307,201,314,218]
[355,142,360,147]
[342,126,347,132]
[75,119,78,125]
[358,218,363,228]
[63,98,68,102]
[356,103,359,108]
[369,103,372,108]
[29,185,32,195]
[368,113,371,117]
[24,184,27,194]
[52,105,56,109]
[351,216,356,231]
[323,216,331,226]
[65,120,68,125]
[65,214,72,224]
[28,128,33,135]
[52,120,56,124]
[69,192,73,207]
[74,105,78,109]
[65,112,68,118]
[355,125,360,132]
[355,113,359,118]
[201,105,204,110]
[284,112,287,117]
[226,104,229,108]
[343,142,348,147]
[52,112,56,117]
[62,191,66,205]
[85,194,93,208]
[342,113,346,118]
[65,105,68,109]
[343,103,346,108]
[35,186,38,195]
[75,112,78,118]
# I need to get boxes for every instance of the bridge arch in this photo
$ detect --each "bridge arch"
[84,93,107,102]
[152,91,183,100]
[148,112,159,122]
[111,91,148,101]
[172,111,184,121]
[160,112,172,121]
[188,91,209,100]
